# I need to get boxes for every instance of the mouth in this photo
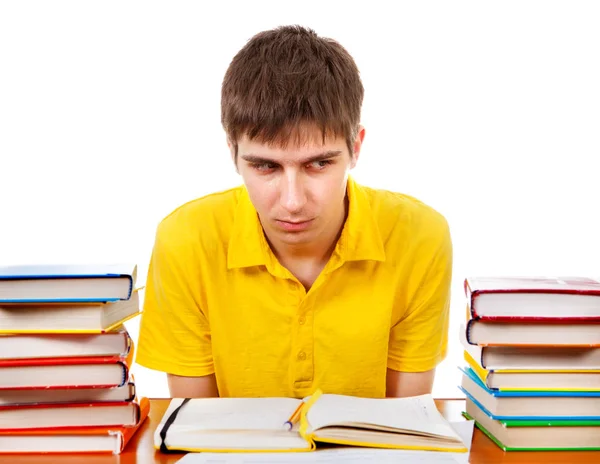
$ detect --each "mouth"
[275,219,314,232]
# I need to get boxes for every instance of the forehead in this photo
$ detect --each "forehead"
[237,129,347,163]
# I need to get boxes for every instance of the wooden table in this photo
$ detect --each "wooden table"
[5,398,600,463]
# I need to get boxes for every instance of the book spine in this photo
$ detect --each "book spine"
[126,275,133,300]
[465,319,477,345]
[479,347,488,369]
[122,331,132,358]
[117,361,128,388]
[464,279,479,319]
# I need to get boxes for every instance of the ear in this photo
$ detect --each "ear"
[350,125,366,169]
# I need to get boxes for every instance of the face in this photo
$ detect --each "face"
[231,126,365,249]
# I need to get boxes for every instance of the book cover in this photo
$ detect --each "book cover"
[462,411,600,451]
[459,366,600,398]
[463,350,600,391]
[0,380,136,406]
[0,263,137,280]
[464,276,600,321]
[0,325,131,359]
[465,276,600,297]
[0,310,140,335]
[0,397,149,454]
[459,385,600,421]
[0,263,137,303]
[464,318,600,347]
[0,353,132,390]
[0,398,144,431]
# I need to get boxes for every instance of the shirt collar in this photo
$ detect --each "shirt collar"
[227,187,274,270]
[334,176,386,264]
[227,176,386,272]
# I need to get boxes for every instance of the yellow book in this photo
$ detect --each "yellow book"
[464,350,490,381]
[464,350,600,391]
[154,391,467,454]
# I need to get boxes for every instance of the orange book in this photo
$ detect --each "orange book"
[0,397,149,454]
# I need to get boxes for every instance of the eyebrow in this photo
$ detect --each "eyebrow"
[240,150,343,165]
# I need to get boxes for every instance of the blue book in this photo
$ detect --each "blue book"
[459,366,600,420]
[0,263,137,303]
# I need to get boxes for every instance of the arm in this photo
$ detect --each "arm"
[168,373,219,398]
[136,218,216,396]
[387,214,452,392]
[385,368,435,397]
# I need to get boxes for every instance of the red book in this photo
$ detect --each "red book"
[0,397,146,431]
[464,276,600,321]
[0,354,131,390]
[0,397,149,454]
[0,380,136,406]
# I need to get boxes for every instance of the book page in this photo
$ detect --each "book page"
[176,420,474,464]
[306,394,461,440]
[159,397,302,431]
[178,450,465,464]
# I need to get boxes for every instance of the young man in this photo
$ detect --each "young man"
[136,25,452,400]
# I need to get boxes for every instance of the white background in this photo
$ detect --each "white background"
[1,1,599,398]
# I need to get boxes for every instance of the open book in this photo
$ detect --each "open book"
[155,391,467,454]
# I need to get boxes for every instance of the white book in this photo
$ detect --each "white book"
[0,293,140,333]
[460,324,600,370]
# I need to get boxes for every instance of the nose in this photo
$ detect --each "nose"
[280,172,307,214]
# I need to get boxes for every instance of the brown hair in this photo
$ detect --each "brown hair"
[221,25,364,159]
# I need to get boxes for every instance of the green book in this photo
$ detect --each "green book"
[464,398,600,451]
[501,418,600,427]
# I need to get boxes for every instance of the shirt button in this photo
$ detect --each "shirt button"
[298,316,306,325]
[297,351,306,361]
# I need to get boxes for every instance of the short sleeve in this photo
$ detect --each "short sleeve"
[135,220,214,377]
[387,217,452,372]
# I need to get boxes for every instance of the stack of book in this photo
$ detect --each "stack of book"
[0,264,149,455]
[459,276,600,451]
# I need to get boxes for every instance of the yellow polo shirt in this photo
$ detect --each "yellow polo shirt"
[136,177,452,399]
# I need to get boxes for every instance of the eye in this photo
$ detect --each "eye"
[251,162,278,172]
[308,160,332,170]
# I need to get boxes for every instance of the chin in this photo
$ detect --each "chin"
[276,229,316,246]
[278,230,312,242]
